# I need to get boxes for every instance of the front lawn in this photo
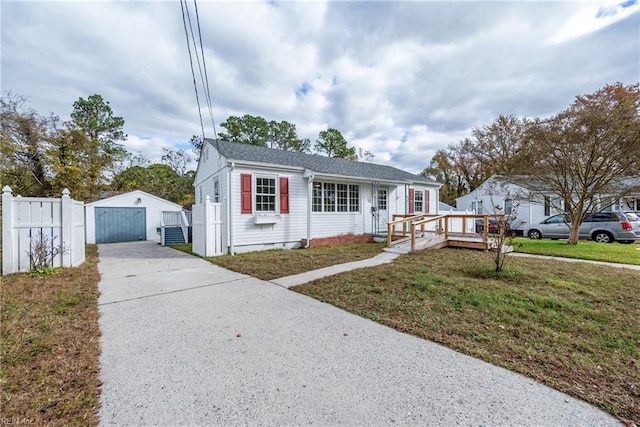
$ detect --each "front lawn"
[0,245,101,426]
[513,238,640,265]
[172,242,385,280]
[293,248,640,423]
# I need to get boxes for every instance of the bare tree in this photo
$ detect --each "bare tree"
[512,82,640,244]
[27,231,68,272]
[481,179,527,272]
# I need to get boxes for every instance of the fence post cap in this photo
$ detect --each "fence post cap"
[62,188,70,196]
[205,195,211,202]
[2,185,12,194]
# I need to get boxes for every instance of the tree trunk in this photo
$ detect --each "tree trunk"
[568,223,580,245]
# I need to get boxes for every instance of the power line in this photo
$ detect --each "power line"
[179,0,218,144]
[193,0,218,139]
[179,0,205,141]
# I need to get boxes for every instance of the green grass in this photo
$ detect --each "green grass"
[169,243,196,255]
[513,238,640,265]
[0,245,101,426]
[171,242,385,280]
[293,248,640,423]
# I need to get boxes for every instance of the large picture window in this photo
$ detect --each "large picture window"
[313,181,360,212]
[255,177,276,212]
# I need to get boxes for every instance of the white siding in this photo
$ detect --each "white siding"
[310,179,367,238]
[85,190,182,244]
[311,211,365,238]
[231,167,307,251]
[194,141,228,205]
[194,143,230,250]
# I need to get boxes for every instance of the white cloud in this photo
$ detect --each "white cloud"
[1,0,638,177]
[549,0,640,44]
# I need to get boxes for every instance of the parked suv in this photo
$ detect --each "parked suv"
[524,211,639,243]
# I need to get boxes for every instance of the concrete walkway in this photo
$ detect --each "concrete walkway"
[98,241,619,426]
[271,252,400,288]
[511,252,640,270]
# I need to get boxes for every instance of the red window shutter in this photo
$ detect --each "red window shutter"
[408,188,415,214]
[279,177,289,214]
[241,173,252,214]
[425,190,430,213]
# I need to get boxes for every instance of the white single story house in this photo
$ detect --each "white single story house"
[194,139,442,254]
[85,190,183,244]
[455,175,640,232]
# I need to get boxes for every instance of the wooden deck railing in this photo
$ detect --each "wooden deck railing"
[386,213,505,252]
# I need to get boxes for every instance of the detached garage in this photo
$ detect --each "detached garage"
[85,190,183,244]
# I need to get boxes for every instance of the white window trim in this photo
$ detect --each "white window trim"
[414,190,424,213]
[254,174,279,213]
[313,181,360,213]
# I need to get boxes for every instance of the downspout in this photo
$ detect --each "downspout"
[228,162,235,255]
[304,171,314,248]
[435,187,440,214]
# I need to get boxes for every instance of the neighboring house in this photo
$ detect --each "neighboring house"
[439,201,456,211]
[194,139,441,254]
[455,175,640,232]
[85,190,183,244]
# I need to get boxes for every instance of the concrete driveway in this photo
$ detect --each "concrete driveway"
[98,241,618,426]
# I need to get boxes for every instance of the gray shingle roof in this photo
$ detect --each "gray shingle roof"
[207,139,438,185]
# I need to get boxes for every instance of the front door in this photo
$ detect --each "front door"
[375,187,389,234]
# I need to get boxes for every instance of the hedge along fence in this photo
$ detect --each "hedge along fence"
[2,186,85,275]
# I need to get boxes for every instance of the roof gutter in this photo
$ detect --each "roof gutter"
[227,162,235,256]
[303,169,314,248]
[223,159,305,173]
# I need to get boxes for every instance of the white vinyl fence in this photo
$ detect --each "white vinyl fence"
[2,186,85,275]
[192,196,223,257]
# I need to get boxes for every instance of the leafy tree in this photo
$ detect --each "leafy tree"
[112,163,193,204]
[448,138,486,193]
[219,115,311,153]
[190,134,204,156]
[70,94,128,199]
[421,148,467,206]
[162,147,192,176]
[469,114,528,177]
[47,121,91,198]
[219,115,269,147]
[512,82,640,244]
[268,120,310,152]
[424,115,528,203]
[315,128,356,158]
[0,94,53,196]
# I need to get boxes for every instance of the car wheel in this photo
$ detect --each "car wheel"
[527,229,542,240]
[593,231,614,243]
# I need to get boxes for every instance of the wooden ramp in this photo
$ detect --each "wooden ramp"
[384,233,488,254]
[384,213,500,254]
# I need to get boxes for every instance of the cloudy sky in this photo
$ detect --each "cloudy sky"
[2,0,638,174]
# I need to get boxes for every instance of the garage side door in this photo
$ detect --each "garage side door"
[95,207,147,244]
